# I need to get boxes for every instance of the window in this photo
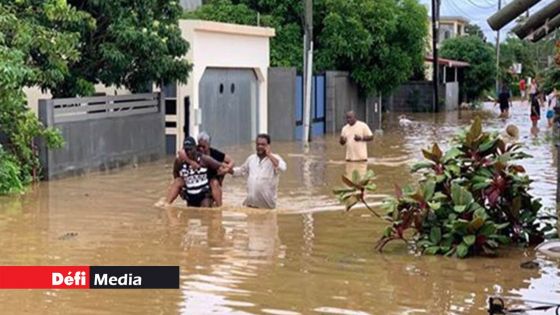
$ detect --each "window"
[230,83,235,94]
[219,83,224,94]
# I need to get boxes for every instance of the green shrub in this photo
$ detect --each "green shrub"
[0,146,24,195]
[335,117,554,258]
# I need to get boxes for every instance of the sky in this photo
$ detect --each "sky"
[419,0,555,42]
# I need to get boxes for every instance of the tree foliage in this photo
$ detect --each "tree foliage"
[440,35,496,101]
[498,36,535,85]
[465,23,486,42]
[51,0,192,97]
[0,0,73,193]
[188,0,428,95]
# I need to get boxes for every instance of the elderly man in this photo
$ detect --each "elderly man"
[339,110,374,162]
[194,132,234,206]
[229,134,287,209]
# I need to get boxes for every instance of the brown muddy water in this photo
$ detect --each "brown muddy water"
[1,102,559,314]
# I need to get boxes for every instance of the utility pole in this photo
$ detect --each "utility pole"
[431,0,440,112]
[302,0,313,145]
[496,0,502,95]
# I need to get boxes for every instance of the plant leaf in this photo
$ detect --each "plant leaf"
[469,116,482,140]
[456,243,469,258]
[333,187,355,194]
[341,175,360,189]
[451,183,473,205]
[463,235,476,246]
[430,227,442,244]
[423,180,435,201]
[411,161,434,173]
[453,205,467,213]
[479,223,497,237]
[432,143,443,160]
[468,217,484,232]
[424,246,440,255]
[491,235,510,244]
[443,147,463,162]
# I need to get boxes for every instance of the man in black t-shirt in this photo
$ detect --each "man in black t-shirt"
[195,132,234,206]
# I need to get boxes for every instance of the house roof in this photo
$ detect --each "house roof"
[425,56,470,68]
[180,19,275,37]
[428,16,470,24]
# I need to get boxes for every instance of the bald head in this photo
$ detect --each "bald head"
[345,111,357,126]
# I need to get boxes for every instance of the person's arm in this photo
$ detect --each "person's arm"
[265,146,287,173]
[354,124,374,142]
[178,149,200,169]
[200,153,222,171]
[223,155,234,169]
[270,154,287,173]
[230,156,250,177]
[339,127,347,145]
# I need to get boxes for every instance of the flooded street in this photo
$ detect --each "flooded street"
[1,102,560,314]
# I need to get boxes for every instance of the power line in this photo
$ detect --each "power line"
[447,0,478,20]
[465,0,496,10]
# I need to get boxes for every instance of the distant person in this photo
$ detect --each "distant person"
[519,78,526,101]
[161,137,224,208]
[496,85,512,118]
[530,79,541,128]
[189,132,234,207]
[529,78,538,102]
[339,111,374,162]
[547,88,557,128]
[229,134,287,209]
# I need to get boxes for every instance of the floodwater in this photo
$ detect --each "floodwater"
[1,102,559,314]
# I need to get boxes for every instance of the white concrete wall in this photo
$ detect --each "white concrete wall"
[175,20,275,150]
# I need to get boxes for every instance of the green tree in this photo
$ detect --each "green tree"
[440,35,496,101]
[316,0,428,95]
[465,23,486,42]
[499,36,535,83]
[0,0,82,193]
[52,0,193,97]
[188,0,428,96]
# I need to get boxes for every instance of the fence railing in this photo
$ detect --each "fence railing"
[38,92,165,180]
[50,93,160,123]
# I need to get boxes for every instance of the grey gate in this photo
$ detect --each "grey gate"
[199,68,258,148]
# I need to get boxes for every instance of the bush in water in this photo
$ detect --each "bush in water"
[0,146,24,195]
[334,117,555,258]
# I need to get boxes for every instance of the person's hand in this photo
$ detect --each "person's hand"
[191,161,201,170]
[354,135,362,141]
[265,144,272,157]
[217,164,230,176]
[178,149,188,161]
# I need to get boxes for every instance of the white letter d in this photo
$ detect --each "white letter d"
[52,273,63,285]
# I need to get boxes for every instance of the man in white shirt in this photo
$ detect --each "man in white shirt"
[230,134,287,209]
[339,111,374,161]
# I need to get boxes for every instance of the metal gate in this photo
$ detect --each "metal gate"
[295,74,326,140]
[199,68,258,148]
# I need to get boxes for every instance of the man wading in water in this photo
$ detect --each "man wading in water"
[160,137,226,207]
[229,134,287,209]
[339,110,373,177]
